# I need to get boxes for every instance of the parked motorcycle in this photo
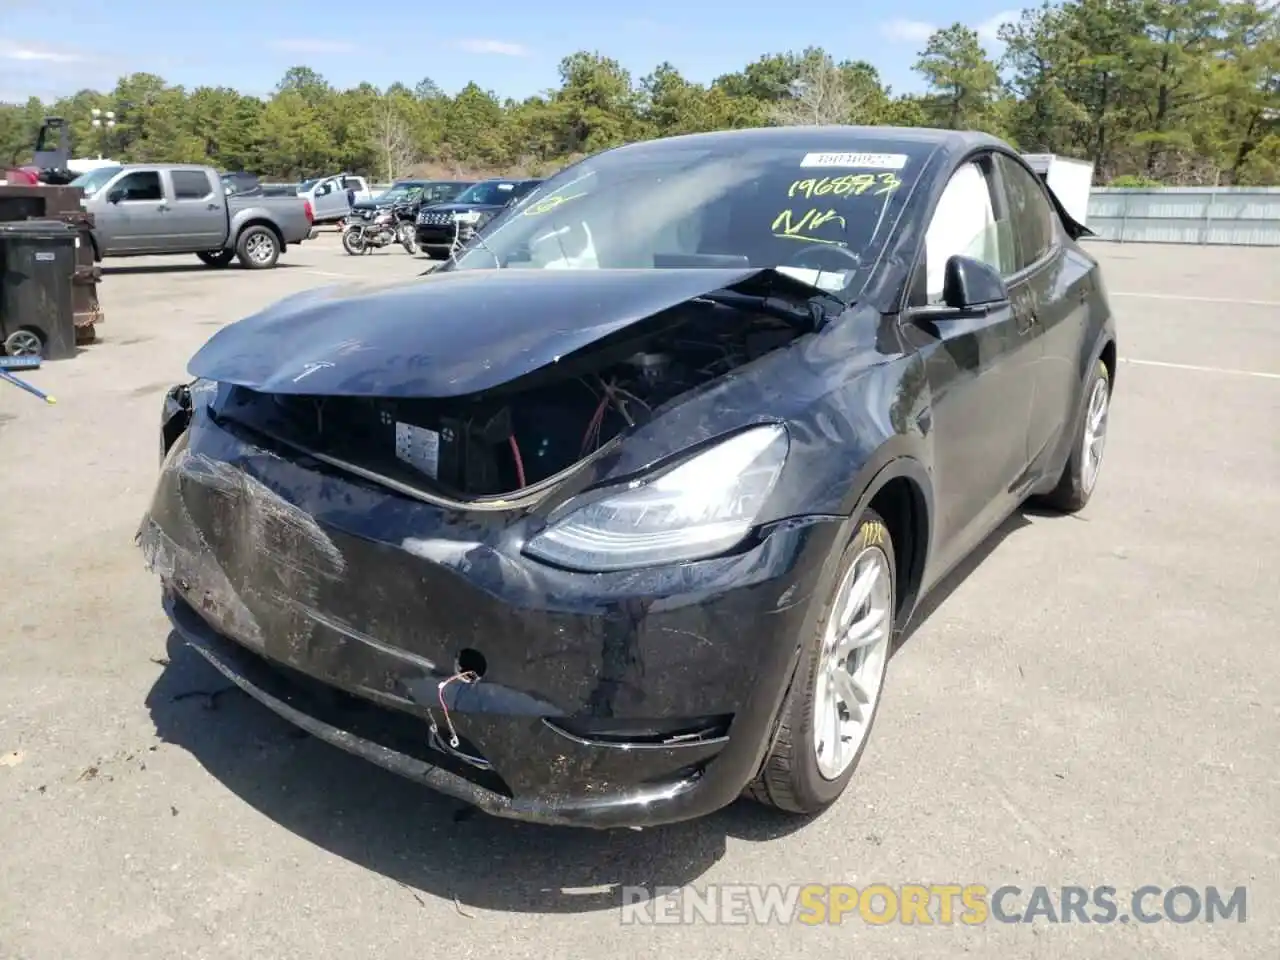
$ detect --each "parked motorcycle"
[342,203,418,255]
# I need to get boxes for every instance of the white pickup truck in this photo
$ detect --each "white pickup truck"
[296,174,374,224]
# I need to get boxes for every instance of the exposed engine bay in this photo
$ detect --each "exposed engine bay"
[210,300,803,498]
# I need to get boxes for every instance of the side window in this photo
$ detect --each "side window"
[996,154,1056,270]
[315,182,332,196]
[115,171,163,202]
[921,160,1015,302]
[342,177,362,190]
[172,170,214,200]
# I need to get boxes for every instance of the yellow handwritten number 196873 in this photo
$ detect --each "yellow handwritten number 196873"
[789,173,902,199]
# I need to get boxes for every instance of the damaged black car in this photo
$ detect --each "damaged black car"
[139,126,1117,829]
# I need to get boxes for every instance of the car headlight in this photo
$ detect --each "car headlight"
[523,424,789,572]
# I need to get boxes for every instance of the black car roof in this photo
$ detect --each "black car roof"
[602,125,1006,163]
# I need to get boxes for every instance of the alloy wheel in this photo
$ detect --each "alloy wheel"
[1081,376,1110,494]
[812,545,893,781]
[245,233,275,264]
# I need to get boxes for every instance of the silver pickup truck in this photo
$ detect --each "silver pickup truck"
[72,163,314,269]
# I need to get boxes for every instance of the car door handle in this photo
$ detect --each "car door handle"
[157,204,169,212]
[206,203,219,210]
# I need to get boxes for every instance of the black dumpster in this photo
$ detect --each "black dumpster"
[0,219,77,361]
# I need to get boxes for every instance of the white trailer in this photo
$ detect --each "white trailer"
[1022,153,1095,228]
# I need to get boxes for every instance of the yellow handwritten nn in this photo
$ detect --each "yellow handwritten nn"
[771,208,847,243]
[522,192,586,217]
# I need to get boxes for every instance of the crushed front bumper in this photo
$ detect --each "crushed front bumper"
[141,401,842,828]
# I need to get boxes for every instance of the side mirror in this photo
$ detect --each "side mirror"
[942,255,1009,311]
[107,188,124,204]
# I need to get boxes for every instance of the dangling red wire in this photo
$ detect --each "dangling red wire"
[581,393,610,455]
[508,435,526,488]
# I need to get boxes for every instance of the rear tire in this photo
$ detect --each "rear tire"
[236,226,280,269]
[196,250,235,268]
[747,511,896,816]
[342,229,367,256]
[1038,359,1111,513]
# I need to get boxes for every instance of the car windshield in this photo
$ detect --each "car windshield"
[71,166,123,197]
[377,183,422,203]
[448,139,928,297]
[454,181,522,206]
[426,183,469,201]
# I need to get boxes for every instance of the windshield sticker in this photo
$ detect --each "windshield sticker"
[771,208,848,246]
[789,173,902,199]
[800,152,908,170]
[522,192,586,217]
[497,183,515,190]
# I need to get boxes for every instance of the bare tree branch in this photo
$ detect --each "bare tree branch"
[770,57,851,126]
[372,98,418,182]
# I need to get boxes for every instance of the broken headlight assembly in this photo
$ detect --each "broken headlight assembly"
[523,424,789,572]
[160,381,194,463]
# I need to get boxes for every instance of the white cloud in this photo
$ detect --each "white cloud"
[880,19,937,43]
[452,39,530,56]
[267,38,356,54]
[976,9,1021,44]
[0,41,85,63]
[880,10,1021,48]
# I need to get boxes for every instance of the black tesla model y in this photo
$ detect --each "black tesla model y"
[140,125,1117,829]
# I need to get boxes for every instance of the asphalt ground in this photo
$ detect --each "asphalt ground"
[1,237,1276,959]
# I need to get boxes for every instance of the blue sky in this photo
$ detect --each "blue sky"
[0,0,1024,104]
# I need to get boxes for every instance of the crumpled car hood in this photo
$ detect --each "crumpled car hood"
[186,266,773,398]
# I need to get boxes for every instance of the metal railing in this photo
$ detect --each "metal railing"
[1086,187,1280,246]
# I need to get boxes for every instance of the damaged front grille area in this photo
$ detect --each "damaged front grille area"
[208,300,802,501]
[169,591,515,798]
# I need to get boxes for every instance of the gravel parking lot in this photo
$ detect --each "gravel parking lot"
[1,237,1276,959]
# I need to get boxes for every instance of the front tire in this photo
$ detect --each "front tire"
[748,511,895,815]
[1038,359,1111,513]
[236,226,280,269]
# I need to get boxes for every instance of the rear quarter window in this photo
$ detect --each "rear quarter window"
[172,170,214,199]
[997,154,1057,269]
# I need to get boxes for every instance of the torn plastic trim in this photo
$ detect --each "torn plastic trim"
[544,715,733,750]
[160,382,194,462]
